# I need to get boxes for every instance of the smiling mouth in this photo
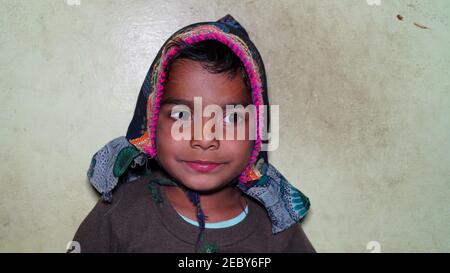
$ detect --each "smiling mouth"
[183,160,224,173]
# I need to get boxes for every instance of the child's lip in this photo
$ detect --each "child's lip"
[183,160,224,173]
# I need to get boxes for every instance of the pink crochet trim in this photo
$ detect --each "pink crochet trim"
[146,25,265,186]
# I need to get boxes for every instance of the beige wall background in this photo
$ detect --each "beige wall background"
[1,0,449,252]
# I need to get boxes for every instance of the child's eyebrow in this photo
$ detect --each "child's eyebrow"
[160,98,251,109]
[160,98,193,108]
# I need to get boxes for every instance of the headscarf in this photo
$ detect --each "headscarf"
[86,14,310,253]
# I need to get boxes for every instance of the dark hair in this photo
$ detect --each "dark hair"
[168,40,251,92]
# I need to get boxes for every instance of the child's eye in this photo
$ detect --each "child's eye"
[224,111,244,125]
[170,106,191,121]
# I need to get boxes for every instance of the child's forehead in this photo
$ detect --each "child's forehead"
[163,59,251,105]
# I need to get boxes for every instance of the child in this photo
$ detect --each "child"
[72,14,315,253]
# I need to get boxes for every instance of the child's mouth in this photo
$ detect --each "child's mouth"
[183,160,223,173]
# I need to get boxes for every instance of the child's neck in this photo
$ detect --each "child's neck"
[163,185,247,223]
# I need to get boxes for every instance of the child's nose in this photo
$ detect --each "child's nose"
[190,137,219,150]
[190,116,220,150]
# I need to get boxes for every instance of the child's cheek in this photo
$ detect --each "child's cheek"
[157,116,173,141]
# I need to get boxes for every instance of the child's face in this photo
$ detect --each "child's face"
[156,59,253,192]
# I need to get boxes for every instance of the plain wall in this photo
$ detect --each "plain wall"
[1,0,449,252]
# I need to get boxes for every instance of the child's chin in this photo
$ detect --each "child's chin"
[181,178,227,193]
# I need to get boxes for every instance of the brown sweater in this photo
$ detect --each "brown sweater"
[73,173,315,253]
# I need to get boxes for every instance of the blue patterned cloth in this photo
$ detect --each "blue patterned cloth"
[87,137,310,234]
[238,163,310,234]
[87,136,146,202]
